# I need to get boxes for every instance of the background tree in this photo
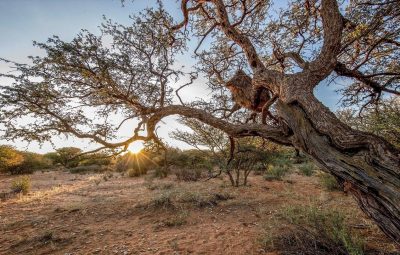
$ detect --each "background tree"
[172,118,273,186]
[170,118,230,174]
[55,147,83,168]
[0,145,24,173]
[0,0,399,241]
[337,97,400,148]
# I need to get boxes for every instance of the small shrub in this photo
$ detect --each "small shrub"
[148,192,175,209]
[162,210,189,227]
[263,165,290,181]
[298,163,314,176]
[127,167,147,177]
[276,205,365,255]
[11,176,31,195]
[320,173,341,191]
[175,168,202,181]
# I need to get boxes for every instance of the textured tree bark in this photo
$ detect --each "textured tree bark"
[275,98,400,243]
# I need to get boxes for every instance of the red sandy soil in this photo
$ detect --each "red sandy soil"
[0,170,398,255]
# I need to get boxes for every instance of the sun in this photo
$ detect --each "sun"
[128,141,145,154]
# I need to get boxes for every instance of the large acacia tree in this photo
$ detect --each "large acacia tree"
[0,0,399,242]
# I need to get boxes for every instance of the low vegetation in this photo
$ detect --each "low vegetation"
[11,176,31,195]
[260,205,365,255]
[319,173,342,191]
[298,163,315,176]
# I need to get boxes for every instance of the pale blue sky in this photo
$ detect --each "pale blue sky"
[0,0,342,153]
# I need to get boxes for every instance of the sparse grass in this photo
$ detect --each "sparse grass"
[11,176,31,195]
[298,163,315,176]
[319,173,341,191]
[260,205,365,255]
[178,191,234,208]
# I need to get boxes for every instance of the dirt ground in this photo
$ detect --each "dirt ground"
[0,170,398,255]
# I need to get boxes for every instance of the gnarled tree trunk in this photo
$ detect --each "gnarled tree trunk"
[276,96,400,242]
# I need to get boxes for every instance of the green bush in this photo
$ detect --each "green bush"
[174,168,202,181]
[298,163,315,176]
[55,147,83,168]
[18,152,52,173]
[279,205,365,255]
[263,165,290,181]
[1,147,52,175]
[320,173,341,191]
[11,176,31,194]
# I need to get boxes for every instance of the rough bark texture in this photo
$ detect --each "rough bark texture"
[276,98,400,242]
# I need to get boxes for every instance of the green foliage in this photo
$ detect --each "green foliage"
[43,152,60,165]
[0,145,24,173]
[55,147,83,168]
[298,163,315,176]
[0,146,52,175]
[263,152,293,181]
[337,97,400,148]
[166,148,213,170]
[280,205,365,255]
[320,173,341,191]
[263,165,290,181]
[11,176,31,195]
[18,152,52,174]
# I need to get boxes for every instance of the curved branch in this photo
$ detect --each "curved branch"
[146,105,293,146]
